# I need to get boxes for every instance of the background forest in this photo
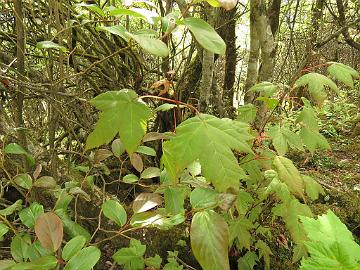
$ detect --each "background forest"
[0,0,360,269]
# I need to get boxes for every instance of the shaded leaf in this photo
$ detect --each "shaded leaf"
[36,41,66,52]
[190,187,218,210]
[327,62,359,88]
[0,200,22,216]
[140,167,160,179]
[136,145,156,156]
[111,139,125,157]
[237,104,257,123]
[112,239,146,270]
[93,149,113,163]
[130,153,144,172]
[143,132,168,142]
[123,174,139,183]
[13,174,32,190]
[131,34,169,57]
[302,175,325,200]
[54,209,91,240]
[11,233,31,262]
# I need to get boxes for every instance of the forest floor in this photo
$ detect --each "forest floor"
[272,133,360,269]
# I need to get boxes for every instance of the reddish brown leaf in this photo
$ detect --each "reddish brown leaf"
[35,212,63,252]
[130,153,143,172]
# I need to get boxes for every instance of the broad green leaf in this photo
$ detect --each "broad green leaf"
[300,241,360,269]
[268,125,304,155]
[62,236,87,261]
[111,139,125,157]
[0,223,9,240]
[191,210,230,270]
[164,186,186,215]
[63,246,101,270]
[238,251,258,270]
[13,174,32,190]
[273,156,304,198]
[54,209,91,240]
[294,73,339,104]
[131,34,169,57]
[33,176,57,188]
[302,175,325,200]
[327,62,359,88]
[122,174,139,183]
[300,210,360,263]
[250,82,278,98]
[0,200,22,216]
[11,233,31,262]
[296,98,318,130]
[9,255,58,270]
[36,41,66,52]
[183,18,226,55]
[112,239,146,270]
[235,190,254,215]
[229,218,253,250]
[4,143,35,166]
[255,240,272,270]
[19,203,44,228]
[256,97,279,109]
[162,114,253,192]
[273,199,312,244]
[109,7,148,20]
[34,212,63,252]
[237,104,257,123]
[155,103,178,112]
[145,255,162,268]
[299,127,330,154]
[190,187,218,209]
[140,167,160,179]
[136,145,156,156]
[96,25,130,42]
[132,193,163,213]
[86,90,152,153]
[101,200,127,227]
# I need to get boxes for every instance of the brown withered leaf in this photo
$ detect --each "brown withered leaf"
[35,212,63,252]
[130,153,143,172]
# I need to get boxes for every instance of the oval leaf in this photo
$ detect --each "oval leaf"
[131,34,169,57]
[133,193,163,213]
[140,167,160,179]
[130,153,143,172]
[111,139,125,157]
[184,17,226,55]
[13,174,32,190]
[191,210,230,270]
[101,200,127,227]
[63,246,100,270]
[35,212,63,252]
[62,236,87,262]
[122,174,139,183]
[19,203,44,228]
[33,176,57,188]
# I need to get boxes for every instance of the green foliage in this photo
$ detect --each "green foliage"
[190,210,230,270]
[101,200,127,227]
[327,62,360,88]
[162,114,253,192]
[300,210,360,269]
[85,90,152,153]
[112,239,146,270]
[294,73,339,104]
[183,17,226,55]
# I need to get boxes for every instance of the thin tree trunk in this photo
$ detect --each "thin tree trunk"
[13,0,28,169]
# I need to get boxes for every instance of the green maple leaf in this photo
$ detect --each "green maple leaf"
[268,125,304,156]
[86,90,152,153]
[327,62,359,88]
[294,73,339,104]
[162,114,253,192]
[300,210,360,269]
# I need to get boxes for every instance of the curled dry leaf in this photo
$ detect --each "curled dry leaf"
[130,153,143,172]
[94,148,113,164]
[143,132,168,142]
[35,212,63,252]
[150,79,172,96]
[133,193,163,213]
[33,164,42,180]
